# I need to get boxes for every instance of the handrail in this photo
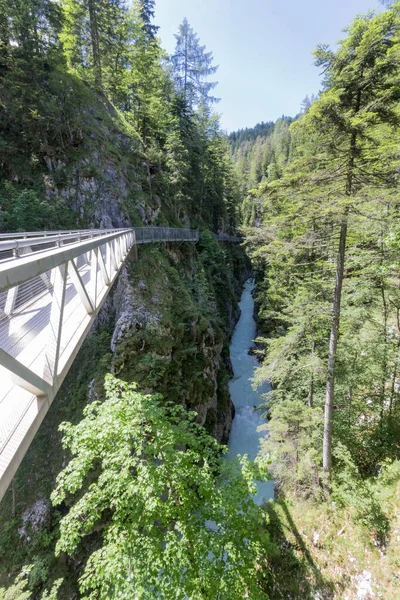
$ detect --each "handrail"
[0,228,125,239]
[0,227,241,269]
[0,229,131,254]
[0,231,131,291]
[0,228,199,263]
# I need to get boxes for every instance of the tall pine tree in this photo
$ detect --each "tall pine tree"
[171,18,218,108]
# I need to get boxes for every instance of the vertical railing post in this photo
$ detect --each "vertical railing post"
[90,247,98,308]
[4,287,18,316]
[114,238,121,265]
[43,262,68,385]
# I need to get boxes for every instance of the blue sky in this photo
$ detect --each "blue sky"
[154,0,382,132]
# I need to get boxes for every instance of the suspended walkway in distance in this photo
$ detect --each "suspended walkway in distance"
[0,227,241,501]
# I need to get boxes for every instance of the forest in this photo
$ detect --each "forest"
[1,0,400,598]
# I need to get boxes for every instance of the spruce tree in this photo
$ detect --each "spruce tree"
[247,3,400,495]
[309,6,400,488]
[61,0,129,93]
[138,0,159,41]
[171,18,219,108]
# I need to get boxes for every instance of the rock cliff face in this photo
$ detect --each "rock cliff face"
[100,239,246,443]
[40,116,175,231]
[43,146,157,229]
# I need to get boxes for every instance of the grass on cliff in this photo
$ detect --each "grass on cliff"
[265,468,400,599]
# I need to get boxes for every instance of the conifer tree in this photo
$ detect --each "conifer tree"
[61,0,129,92]
[0,0,10,77]
[6,0,62,59]
[171,18,219,108]
[138,0,159,41]
[308,6,400,487]
[247,3,400,496]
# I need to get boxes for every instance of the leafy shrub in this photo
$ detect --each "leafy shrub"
[52,375,273,600]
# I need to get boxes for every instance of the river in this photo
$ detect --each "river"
[227,279,274,504]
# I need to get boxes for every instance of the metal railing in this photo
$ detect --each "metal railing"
[214,233,243,243]
[0,227,200,263]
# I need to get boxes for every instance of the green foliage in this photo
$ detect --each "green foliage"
[60,0,131,91]
[228,117,294,200]
[240,2,400,498]
[197,231,249,328]
[52,375,271,599]
[259,400,323,499]
[0,187,58,232]
[40,580,63,600]
[332,443,389,543]
[0,567,61,600]
[0,568,31,600]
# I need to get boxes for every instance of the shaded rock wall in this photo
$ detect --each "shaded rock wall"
[107,239,247,443]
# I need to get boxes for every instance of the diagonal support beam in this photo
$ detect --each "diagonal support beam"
[0,349,52,397]
[67,261,94,314]
[40,273,52,290]
[23,247,52,291]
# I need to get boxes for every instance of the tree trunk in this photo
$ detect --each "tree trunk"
[308,340,315,407]
[322,117,358,491]
[184,34,188,101]
[11,477,15,517]
[389,307,400,417]
[379,281,389,425]
[389,362,397,416]
[323,218,347,488]
[0,0,10,77]
[88,0,102,89]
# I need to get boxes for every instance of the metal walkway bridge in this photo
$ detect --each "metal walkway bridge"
[0,227,241,501]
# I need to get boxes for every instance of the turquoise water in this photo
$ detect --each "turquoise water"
[227,279,274,504]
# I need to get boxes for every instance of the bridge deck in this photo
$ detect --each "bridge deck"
[0,259,92,452]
